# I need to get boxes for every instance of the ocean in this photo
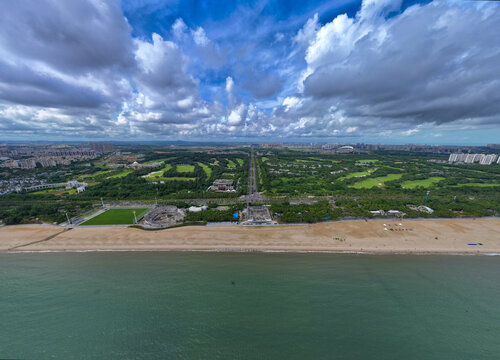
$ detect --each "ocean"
[1,252,499,359]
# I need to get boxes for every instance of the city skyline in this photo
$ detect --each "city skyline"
[0,0,499,144]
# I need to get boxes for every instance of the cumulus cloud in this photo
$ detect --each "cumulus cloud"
[0,0,498,141]
[191,27,210,47]
[301,0,500,126]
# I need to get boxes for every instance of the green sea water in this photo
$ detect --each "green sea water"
[1,252,499,359]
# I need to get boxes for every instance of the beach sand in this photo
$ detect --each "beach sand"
[0,226,64,251]
[1,219,499,254]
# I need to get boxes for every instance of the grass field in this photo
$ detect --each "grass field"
[143,157,175,165]
[81,170,114,180]
[107,170,132,179]
[236,158,244,166]
[226,159,236,168]
[402,177,445,189]
[177,164,195,172]
[356,159,379,163]
[309,158,340,163]
[338,168,378,181]
[350,174,403,189]
[81,208,149,225]
[451,183,500,187]
[163,177,196,181]
[198,162,212,178]
[143,164,172,181]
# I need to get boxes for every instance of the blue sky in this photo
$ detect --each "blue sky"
[0,0,499,144]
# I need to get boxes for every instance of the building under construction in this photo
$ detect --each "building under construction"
[240,205,276,225]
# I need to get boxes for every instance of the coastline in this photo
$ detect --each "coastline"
[1,218,500,254]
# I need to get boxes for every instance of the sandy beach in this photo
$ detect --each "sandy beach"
[0,219,499,254]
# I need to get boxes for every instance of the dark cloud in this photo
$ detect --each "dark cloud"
[0,0,134,73]
[0,60,106,108]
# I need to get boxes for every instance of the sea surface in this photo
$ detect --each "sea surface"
[1,252,499,359]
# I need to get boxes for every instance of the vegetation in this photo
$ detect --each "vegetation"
[1,146,499,224]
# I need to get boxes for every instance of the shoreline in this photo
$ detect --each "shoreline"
[1,218,500,255]
[6,249,500,256]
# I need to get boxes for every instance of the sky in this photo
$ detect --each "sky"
[0,0,499,145]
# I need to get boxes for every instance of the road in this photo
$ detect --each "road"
[247,147,259,204]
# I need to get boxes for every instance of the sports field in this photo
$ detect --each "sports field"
[81,208,149,225]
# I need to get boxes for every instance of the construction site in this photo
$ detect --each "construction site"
[141,206,185,228]
[240,205,275,225]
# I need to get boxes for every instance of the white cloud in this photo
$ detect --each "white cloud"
[225,76,234,94]
[172,18,188,38]
[192,27,210,47]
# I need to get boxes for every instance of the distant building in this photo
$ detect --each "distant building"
[208,179,236,192]
[188,206,208,212]
[480,154,498,165]
[448,153,498,165]
[89,142,113,154]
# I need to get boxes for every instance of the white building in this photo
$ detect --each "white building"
[188,206,208,213]
[480,154,498,165]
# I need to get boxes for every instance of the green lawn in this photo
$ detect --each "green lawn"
[226,159,236,168]
[451,183,500,187]
[350,174,403,189]
[107,170,132,179]
[81,170,114,180]
[143,164,173,181]
[147,176,196,182]
[308,157,340,163]
[198,162,212,178]
[81,208,149,225]
[143,157,175,165]
[356,159,379,163]
[261,157,269,162]
[163,177,196,181]
[401,177,445,189]
[177,164,195,172]
[236,158,244,166]
[338,168,378,180]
